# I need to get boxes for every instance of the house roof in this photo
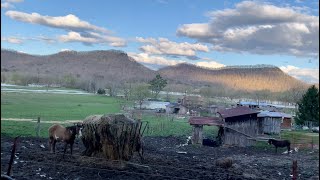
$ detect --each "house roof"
[218,106,259,118]
[165,102,179,108]
[189,117,224,126]
[257,110,292,118]
[238,101,295,109]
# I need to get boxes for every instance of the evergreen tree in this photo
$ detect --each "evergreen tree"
[295,85,319,127]
[148,74,167,99]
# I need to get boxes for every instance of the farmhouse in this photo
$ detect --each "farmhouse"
[139,100,170,110]
[218,106,259,147]
[165,102,188,115]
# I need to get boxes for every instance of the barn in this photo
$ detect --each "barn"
[218,106,259,147]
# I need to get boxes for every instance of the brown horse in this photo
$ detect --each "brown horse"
[48,123,83,158]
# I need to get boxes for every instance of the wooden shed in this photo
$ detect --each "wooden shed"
[281,114,293,130]
[257,111,282,134]
[218,107,259,147]
[188,117,224,145]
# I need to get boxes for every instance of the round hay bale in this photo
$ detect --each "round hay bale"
[81,114,143,161]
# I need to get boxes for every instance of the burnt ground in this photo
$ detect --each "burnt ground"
[1,135,319,180]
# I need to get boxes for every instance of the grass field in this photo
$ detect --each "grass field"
[1,115,218,138]
[1,90,217,138]
[1,92,125,120]
[1,88,317,150]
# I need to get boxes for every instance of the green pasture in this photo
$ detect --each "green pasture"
[1,92,125,120]
[1,89,317,151]
[1,116,219,138]
[1,90,218,138]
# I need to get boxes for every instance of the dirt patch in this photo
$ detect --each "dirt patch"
[1,135,319,180]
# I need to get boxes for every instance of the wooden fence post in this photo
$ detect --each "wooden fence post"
[36,117,41,137]
[292,160,297,180]
[7,136,19,177]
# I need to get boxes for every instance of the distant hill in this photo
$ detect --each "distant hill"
[1,49,155,90]
[158,63,307,92]
[1,49,308,93]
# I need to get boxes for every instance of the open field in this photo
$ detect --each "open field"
[1,92,124,120]
[1,116,218,139]
[1,89,317,145]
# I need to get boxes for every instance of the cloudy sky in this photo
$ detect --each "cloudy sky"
[1,0,319,83]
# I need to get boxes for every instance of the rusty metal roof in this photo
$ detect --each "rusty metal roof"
[189,117,224,126]
[218,106,259,118]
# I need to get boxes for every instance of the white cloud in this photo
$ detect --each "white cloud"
[59,32,98,44]
[280,65,319,83]
[58,32,126,47]
[1,2,13,9]
[128,52,226,71]
[36,36,56,44]
[6,0,24,3]
[5,11,109,33]
[1,37,23,44]
[195,61,226,69]
[177,1,319,58]
[60,49,71,52]
[1,0,23,9]
[128,52,186,66]
[5,11,126,47]
[136,37,209,58]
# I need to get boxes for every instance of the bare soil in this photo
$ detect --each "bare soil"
[1,136,319,180]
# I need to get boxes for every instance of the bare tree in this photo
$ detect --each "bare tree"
[132,83,151,109]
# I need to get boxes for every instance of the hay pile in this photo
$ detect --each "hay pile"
[81,114,143,161]
[215,157,233,168]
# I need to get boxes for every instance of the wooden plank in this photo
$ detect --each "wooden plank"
[224,126,257,140]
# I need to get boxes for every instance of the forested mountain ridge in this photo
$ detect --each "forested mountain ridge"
[158,63,307,92]
[1,49,307,93]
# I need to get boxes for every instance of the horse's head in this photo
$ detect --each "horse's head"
[74,123,83,138]
[268,139,273,145]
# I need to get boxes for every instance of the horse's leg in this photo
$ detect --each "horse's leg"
[275,147,277,153]
[49,137,53,153]
[63,143,68,158]
[70,143,74,155]
[53,140,57,154]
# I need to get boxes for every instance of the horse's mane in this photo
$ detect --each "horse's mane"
[66,126,77,135]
